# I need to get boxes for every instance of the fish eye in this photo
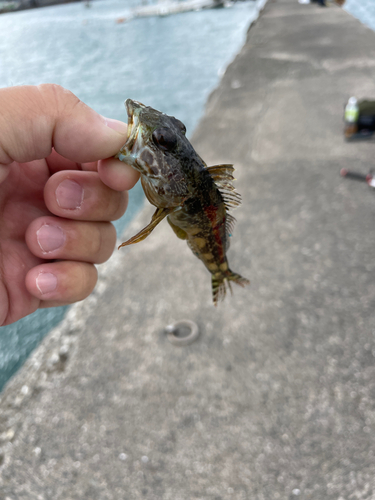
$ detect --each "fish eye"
[152,127,177,151]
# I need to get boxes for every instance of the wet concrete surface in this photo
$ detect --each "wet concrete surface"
[1,0,375,498]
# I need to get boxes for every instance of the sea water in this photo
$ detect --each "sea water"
[344,0,375,32]
[0,0,263,391]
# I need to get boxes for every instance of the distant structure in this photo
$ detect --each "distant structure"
[0,0,230,15]
[132,0,225,18]
[0,0,79,13]
[0,0,18,12]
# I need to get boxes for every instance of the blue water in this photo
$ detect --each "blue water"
[344,0,375,32]
[0,0,263,391]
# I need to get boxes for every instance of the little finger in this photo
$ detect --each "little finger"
[25,261,98,306]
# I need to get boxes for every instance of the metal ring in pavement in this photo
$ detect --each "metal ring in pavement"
[165,319,200,346]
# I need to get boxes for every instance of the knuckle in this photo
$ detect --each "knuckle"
[69,262,95,301]
[36,84,82,117]
[88,223,115,263]
[82,263,97,296]
[90,224,104,257]
[108,191,128,221]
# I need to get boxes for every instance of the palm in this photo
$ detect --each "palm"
[0,160,50,324]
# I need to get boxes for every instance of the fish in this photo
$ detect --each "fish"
[116,99,249,304]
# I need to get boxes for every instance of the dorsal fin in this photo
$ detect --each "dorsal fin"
[206,164,235,183]
[206,164,242,211]
[206,164,241,245]
[226,213,236,237]
[225,213,236,250]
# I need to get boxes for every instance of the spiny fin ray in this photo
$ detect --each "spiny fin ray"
[226,213,236,237]
[206,164,242,211]
[206,164,235,182]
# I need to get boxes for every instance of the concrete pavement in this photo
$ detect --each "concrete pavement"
[1,0,375,498]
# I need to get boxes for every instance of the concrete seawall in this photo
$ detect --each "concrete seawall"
[1,0,375,498]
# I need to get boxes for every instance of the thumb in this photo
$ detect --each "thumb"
[0,84,128,165]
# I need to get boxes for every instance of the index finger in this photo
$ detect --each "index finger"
[0,84,128,165]
[98,157,140,192]
[46,149,98,173]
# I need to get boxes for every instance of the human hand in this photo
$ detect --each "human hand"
[0,84,139,326]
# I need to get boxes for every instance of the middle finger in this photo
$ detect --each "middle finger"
[44,170,128,221]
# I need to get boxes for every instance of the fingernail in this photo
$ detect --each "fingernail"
[56,179,83,210]
[37,224,65,253]
[36,272,57,295]
[103,117,128,135]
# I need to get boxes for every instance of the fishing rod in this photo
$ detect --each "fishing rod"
[340,168,375,188]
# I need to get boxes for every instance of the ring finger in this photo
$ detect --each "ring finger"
[26,216,117,264]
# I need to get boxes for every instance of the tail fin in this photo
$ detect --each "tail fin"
[212,271,250,305]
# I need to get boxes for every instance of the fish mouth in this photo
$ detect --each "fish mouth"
[117,99,143,158]
[123,99,141,151]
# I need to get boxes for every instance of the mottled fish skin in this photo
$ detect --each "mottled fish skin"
[116,99,249,304]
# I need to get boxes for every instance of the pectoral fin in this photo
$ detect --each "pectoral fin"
[118,207,173,249]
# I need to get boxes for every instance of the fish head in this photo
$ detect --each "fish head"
[116,99,203,206]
